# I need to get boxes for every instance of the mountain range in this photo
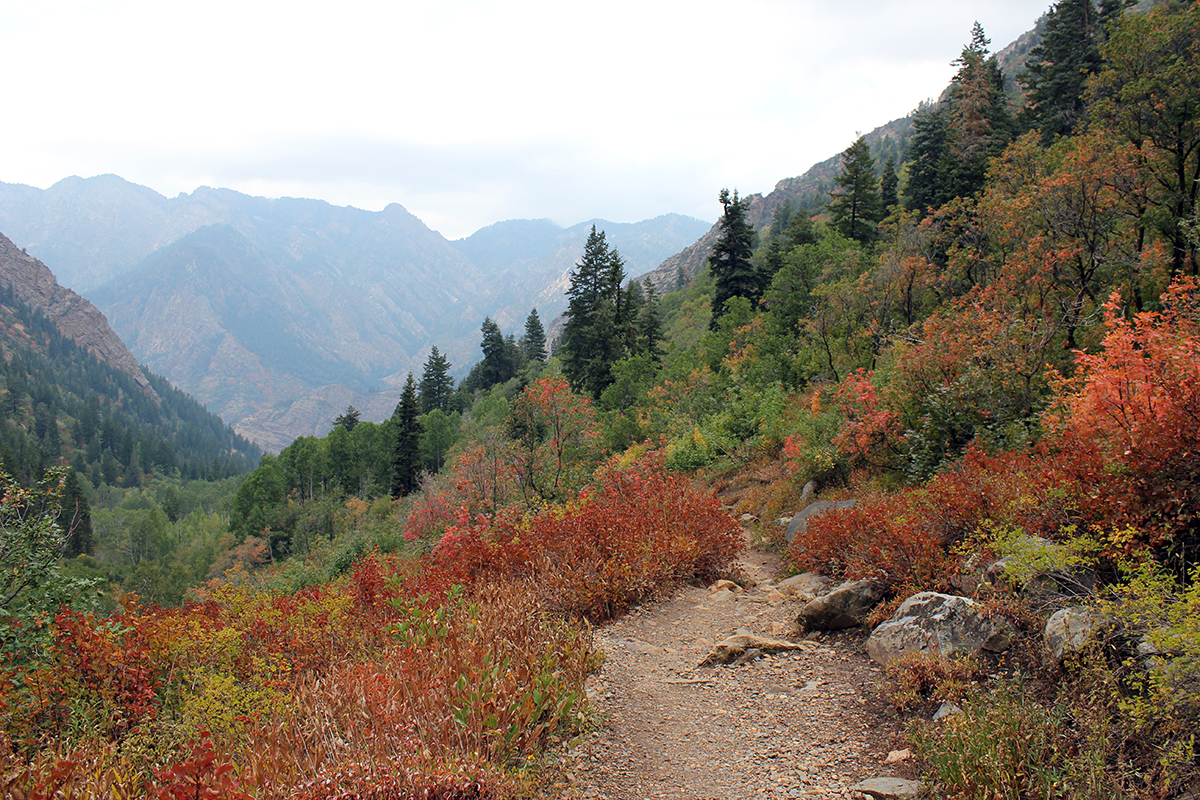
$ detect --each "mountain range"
[0,178,709,451]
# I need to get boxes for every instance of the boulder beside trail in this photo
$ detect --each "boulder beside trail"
[785,499,858,544]
[797,579,884,630]
[865,592,1016,665]
[776,572,834,601]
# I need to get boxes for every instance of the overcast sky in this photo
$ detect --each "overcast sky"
[2,0,1050,240]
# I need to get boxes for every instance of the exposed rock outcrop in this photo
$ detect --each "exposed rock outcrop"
[0,231,153,395]
[786,499,858,544]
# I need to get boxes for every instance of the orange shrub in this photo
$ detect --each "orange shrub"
[427,448,742,620]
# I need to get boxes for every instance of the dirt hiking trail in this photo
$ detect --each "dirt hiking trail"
[548,544,916,800]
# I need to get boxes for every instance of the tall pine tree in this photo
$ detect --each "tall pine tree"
[561,226,633,398]
[521,308,547,363]
[1020,0,1104,143]
[709,188,758,327]
[828,137,882,244]
[391,373,422,497]
[419,346,454,413]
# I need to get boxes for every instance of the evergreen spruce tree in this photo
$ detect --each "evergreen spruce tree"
[944,23,1014,199]
[478,317,517,388]
[334,406,361,432]
[709,188,759,327]
[639,278,664,361]
[905,103,951,213]
[419,346,454,413]
[880,157,899,210]
[391,373,422,498]
[561,226,630,398]
[521,308,547,363]
[59,467,93,558]
[828,137,883,244]
[1020,0,1103,143]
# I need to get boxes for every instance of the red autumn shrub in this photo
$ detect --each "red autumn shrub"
[426,448,741,619]
[788,447,1079,589]
[1048,278,1200,562]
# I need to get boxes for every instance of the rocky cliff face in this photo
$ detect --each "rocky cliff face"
[0,231,153,395]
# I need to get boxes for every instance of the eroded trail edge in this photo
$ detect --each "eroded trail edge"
[551,548,914,800]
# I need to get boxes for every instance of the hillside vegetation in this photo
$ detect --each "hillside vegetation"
[2,2,1199,797]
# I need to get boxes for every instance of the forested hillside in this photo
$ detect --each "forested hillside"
[3,2,1198,798]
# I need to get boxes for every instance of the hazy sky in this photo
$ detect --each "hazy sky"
[2,0,1050,240]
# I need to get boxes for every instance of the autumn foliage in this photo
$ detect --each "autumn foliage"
[1,403,739,797]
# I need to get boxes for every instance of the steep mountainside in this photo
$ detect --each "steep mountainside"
[0,232,259,487]
[641,115,915,292]
[0,232,151,393]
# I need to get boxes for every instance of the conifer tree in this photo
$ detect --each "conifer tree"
[639,277,664,361]
[334,406,360,432]
[522,308,547,363]
[944,23,1014,198]
[710,188,759,327]
[1020,0,1103,143]
[905,103,951,213]
[419,346,454,413]
[391,373,422,497]
[561,226,630,398]
[828,137,883,244]
[478,317,517,388]
[880,157,899,211]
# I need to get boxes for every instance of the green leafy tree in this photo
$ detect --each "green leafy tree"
[0,468,67,608]
[392,373,423,497]
[420,408,460,473]
[419,346,455,413]
[710,188,759,326]
[231,456,286,538]
[829,137,883,244]
[1091,2,1200,278]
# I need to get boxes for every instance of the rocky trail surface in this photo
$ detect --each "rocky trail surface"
[547,545,919,800]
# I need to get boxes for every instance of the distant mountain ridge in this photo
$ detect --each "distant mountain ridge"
[0,177,708,451]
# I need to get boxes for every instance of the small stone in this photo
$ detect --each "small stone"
[849,777,921,798]
[933,702,963,721]
[884,748,912,764]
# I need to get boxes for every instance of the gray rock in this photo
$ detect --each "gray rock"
[1044,607,1096,663]
[865,592,1016,665]
[797,578,884,630]
[933,701,963,721]
[850,776,922,798]
[786,499,857,544]
[776,571,834,601]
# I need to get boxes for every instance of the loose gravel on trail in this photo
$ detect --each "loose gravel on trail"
[545,548,917,800]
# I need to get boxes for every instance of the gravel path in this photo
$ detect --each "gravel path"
[546,547,915,800]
